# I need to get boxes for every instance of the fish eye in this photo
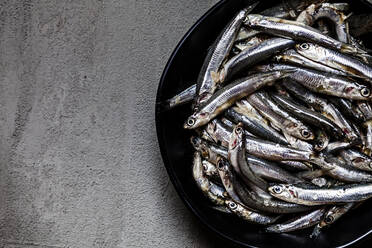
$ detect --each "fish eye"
[272,185,283,194]
[191,137,198,146]
[187,117,196,126]
[299,43,310,50]
[228,201,237,210]
[235,126,243,134]
[317,140,324,148]
[217,160,224,169]
[301,129,311,138]
[325,215,334,224]
[360,87,371,97]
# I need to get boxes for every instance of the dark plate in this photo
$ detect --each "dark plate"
[155,1,372,247]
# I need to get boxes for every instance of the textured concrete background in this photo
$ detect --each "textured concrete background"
[0,0,246,247]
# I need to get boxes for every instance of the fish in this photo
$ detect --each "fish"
[340,149,372,172]
[296,43,372,81]
[266,208,326,233]
[268,183,372,205]
[244,14,364,55]
[184,70,292,129]
[164,84,196,109]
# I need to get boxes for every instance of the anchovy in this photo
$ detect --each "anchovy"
[323,141,353,154]
[228,123,268,190]
[266,208,326,233]
[244,14,364,55]
[268,183,372,205]
[311,203,354,238]
[234,180,313,214]
[255,64,372,100]
[357,101,372,121]
[296,43,372,81]
[279,161,312,170]
[247,92,314,141]
[328,97,365,123]
[195,7,254,107]
[224,199,280,224]
[234,34,269,51]
[202,160,219,181]
[184,71,292,129]
[313,129,329,152]
[192,152,226,205]
[220,38,294,83]
[340,149,372,172]
[274,49,348,76]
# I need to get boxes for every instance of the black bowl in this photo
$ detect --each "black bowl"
[155,1,372,247]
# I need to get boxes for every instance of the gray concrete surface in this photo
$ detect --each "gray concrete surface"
[0,0,249,248]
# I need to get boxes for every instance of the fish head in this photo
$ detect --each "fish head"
[229,123,245,150]
[225,199,239,212]
[268,184,297,202]
[285,121,314,141]
[184,112,208,129]
[314,131,329,151]
[244,14,262,26]
[295,43,322,60]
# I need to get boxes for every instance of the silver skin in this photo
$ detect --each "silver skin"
[247,92,314,141]
[216,157,244,205]
[225,107,288,145]
[191,136,302,184]
[283,131,313,152]
[296,43,372,81]
[296,3,350,43]
[165,84,196,109]
[357,101,372,121]
[243,14,364,55]
[234,179,313,214]
[266,208,326,233]
[323,141,353,154]
[224,199,280,225]
[192,152,226,206]
[205,119,232,148]
[274,49,348,76]
[328,97,365,123]
[228,123,268,190]
[271,93,344,138]
[312,156,372,183]
[236,0,325,41]
[220,38,294,83]
[269,183,372,206]
[256,64,372,100]
[185,71,292,129]
[195,7,252,107]
[296,170,325,181]
[364,121,372,155]
[311,203,355,238]
[234,34,269,51]
[206,120,314,161]
[340,149,372,172]
[279,161,312,170]
[282,80,359,142]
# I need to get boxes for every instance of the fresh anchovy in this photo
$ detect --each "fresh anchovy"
[210,205,232,214]
[271,93,344,138]
[247,92,314,141]
[283,132,313,152]
[243,14,364,55]
[313,156,372,183]
[195,7,254,107]
[282,80,359,142]
[296,43,372,80]
[364,121,372,155]
[348,14,372,37]
[184,71,292,129]
[205,120,232,147]
[202,160,219,180]
[216,157,244,204]
[311,203,354,238]
[255,64,372,100]
[296,170,326,181]
[192,152,226,205]
[220,38,294,83]
[164,84,196,109]
[224,199,280,224]
[266,208,326,233]
[296,3,350,43]
[225,107,288,145]
[340,149,372,172]
[312,129,329,152]
[228,123,268,190]
[268,183,372,205]
[274,49,348,76]
[234,180,313,214]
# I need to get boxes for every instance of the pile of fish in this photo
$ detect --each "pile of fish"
[165,0,372,236]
